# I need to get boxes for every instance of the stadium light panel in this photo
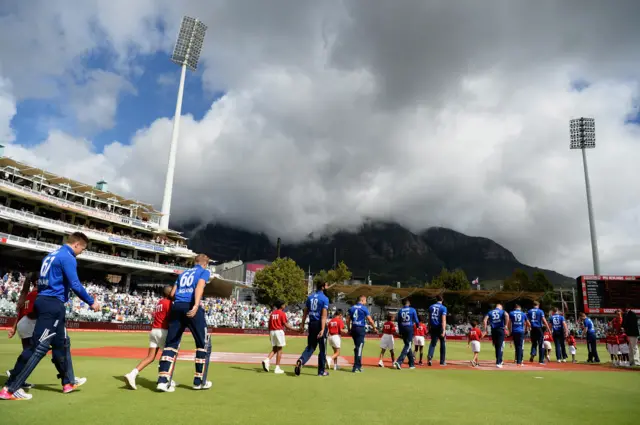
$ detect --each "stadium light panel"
[171,16,207,72]
[569,117,596,149]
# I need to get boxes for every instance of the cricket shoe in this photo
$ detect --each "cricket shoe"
[378,360,384,368]
[496,364,503,369]
[193,381,212,390]
[156,382,176,393]
[63,378,87,394]
[318,372,329,377]
[262,359,270,372]
[294,360,302,376]
[5,370,34,390]
[0,387,32,401]
[274,367,285,375]
[124,372,137,390]
[393,362,401,370]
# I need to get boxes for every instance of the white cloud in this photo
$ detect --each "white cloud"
[0,77,16,143]
[1,0,640,279]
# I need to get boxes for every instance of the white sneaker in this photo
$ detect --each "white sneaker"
[496,364,503,369]
[562,359,567,363]
[73,377,87,388]
[393,362,401,370]
[124,373,137,390]
[333,363,338,371]
[156,382,175,393]
[326,356,333,368]
[262,359,270,372]
[2,388,33,400]
[274,367,284,375]
[378,360,384,368]
[193,381,212,390]
[4,370,10,378]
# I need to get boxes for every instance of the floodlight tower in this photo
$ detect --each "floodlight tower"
[160,16,207,230]
[569,117,600,275]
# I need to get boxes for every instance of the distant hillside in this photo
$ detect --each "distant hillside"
[182,221,574,288]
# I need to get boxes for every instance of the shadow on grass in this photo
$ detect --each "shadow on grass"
[229,365,296,377]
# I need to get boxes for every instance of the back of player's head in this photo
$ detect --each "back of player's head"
[514,303,521,309]
[403,298,411,306]
[435,295,443,302]
[471,320,478,327]
[358,295,367,304]
[552,307,559,313]
[495,303,502,309]
[316,280,327,291]
[163,285,172,298]
[570,330,575,336]
[387,312,394,321]
[579,311,586,318]
[335,309,343,317]
[195,253,210,266]
[533,301,540,307]
[274,300,285,310]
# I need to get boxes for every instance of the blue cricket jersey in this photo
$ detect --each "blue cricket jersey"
[173,264,211,303]
[428,302,447,327]
[486,308,506,329]
[348,303,370,327]
[551,314,565,332]
[306,290,329,322]
[527,307,545,328]
[583,317,595,334]
[397,306,419,328]
[509,309,528,333]
[38,245,94,305]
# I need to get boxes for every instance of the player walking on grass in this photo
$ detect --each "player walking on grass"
[262,300,297,375]
[527,301,550,364]
[295,281,330,377]
[550,307,568,362]
[1,232,100,401]
[413,319,427,365]
[125,286,173,389]
[467,321,482,367]
[580,312,600,363]
[347,295,378,373]
[427,295,447,366]
[618,331,630,366]
[156,254,212,392]
[542,330,553,363]
[484,303,510,368]
[327,310,347,370]
[379,313,397,367]
[509,304,529,366]
[394,298,419,370]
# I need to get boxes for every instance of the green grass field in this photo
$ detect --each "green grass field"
[1,332,639,425]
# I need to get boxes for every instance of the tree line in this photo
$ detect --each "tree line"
[253,257,558,311]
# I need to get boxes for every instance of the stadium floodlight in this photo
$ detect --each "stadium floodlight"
[160,16,208,230]
[569,117,600,275]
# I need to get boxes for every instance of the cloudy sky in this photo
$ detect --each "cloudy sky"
[1,0,639,277]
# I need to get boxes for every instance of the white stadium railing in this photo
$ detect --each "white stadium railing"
[0,204,193,256]
[0,232,188,274]
[0,179,159,230]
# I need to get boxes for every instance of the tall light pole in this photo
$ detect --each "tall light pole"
[160,16,207,230]
[570,117,600,275]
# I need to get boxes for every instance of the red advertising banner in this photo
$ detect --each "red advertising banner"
[244,263,266,286]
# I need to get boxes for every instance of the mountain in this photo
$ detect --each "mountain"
[182,221,574,288]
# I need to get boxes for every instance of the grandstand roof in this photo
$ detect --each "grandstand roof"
[328,283,545,302]
[0,156,159,216]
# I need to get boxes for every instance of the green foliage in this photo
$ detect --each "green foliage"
[430,268,471,290]
[313,261,352,286]
[253,257,307,307]
[503,269,530,291]
[503,269,556,309]
[373,293,392,309]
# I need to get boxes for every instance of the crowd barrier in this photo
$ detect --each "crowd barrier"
[0,317,607,342]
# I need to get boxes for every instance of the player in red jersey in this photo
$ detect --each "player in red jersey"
[262,300,296,374]
[125,286,173,389]
[413,319,428,365]
[326,310,348,370]
[6,282,38,389]
[566,330,577,363]
[542,331,553,363]
[467,321,482,367]
[618,331,630,366]
[610,310,623,334]
[378,313,397,367]
[606,330,620,366]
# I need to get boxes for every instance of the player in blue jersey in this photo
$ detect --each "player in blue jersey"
[509,304,530,366]
[347,295,378,373]
[156,254,212,392]
[550,307,569,362]
[295,281,330,376]
[483,304,510,368]
[527,301,551,364]
[580,312,600,363]
[427,295,448,366]
[1,233,100,401]
[393,298,420,370]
